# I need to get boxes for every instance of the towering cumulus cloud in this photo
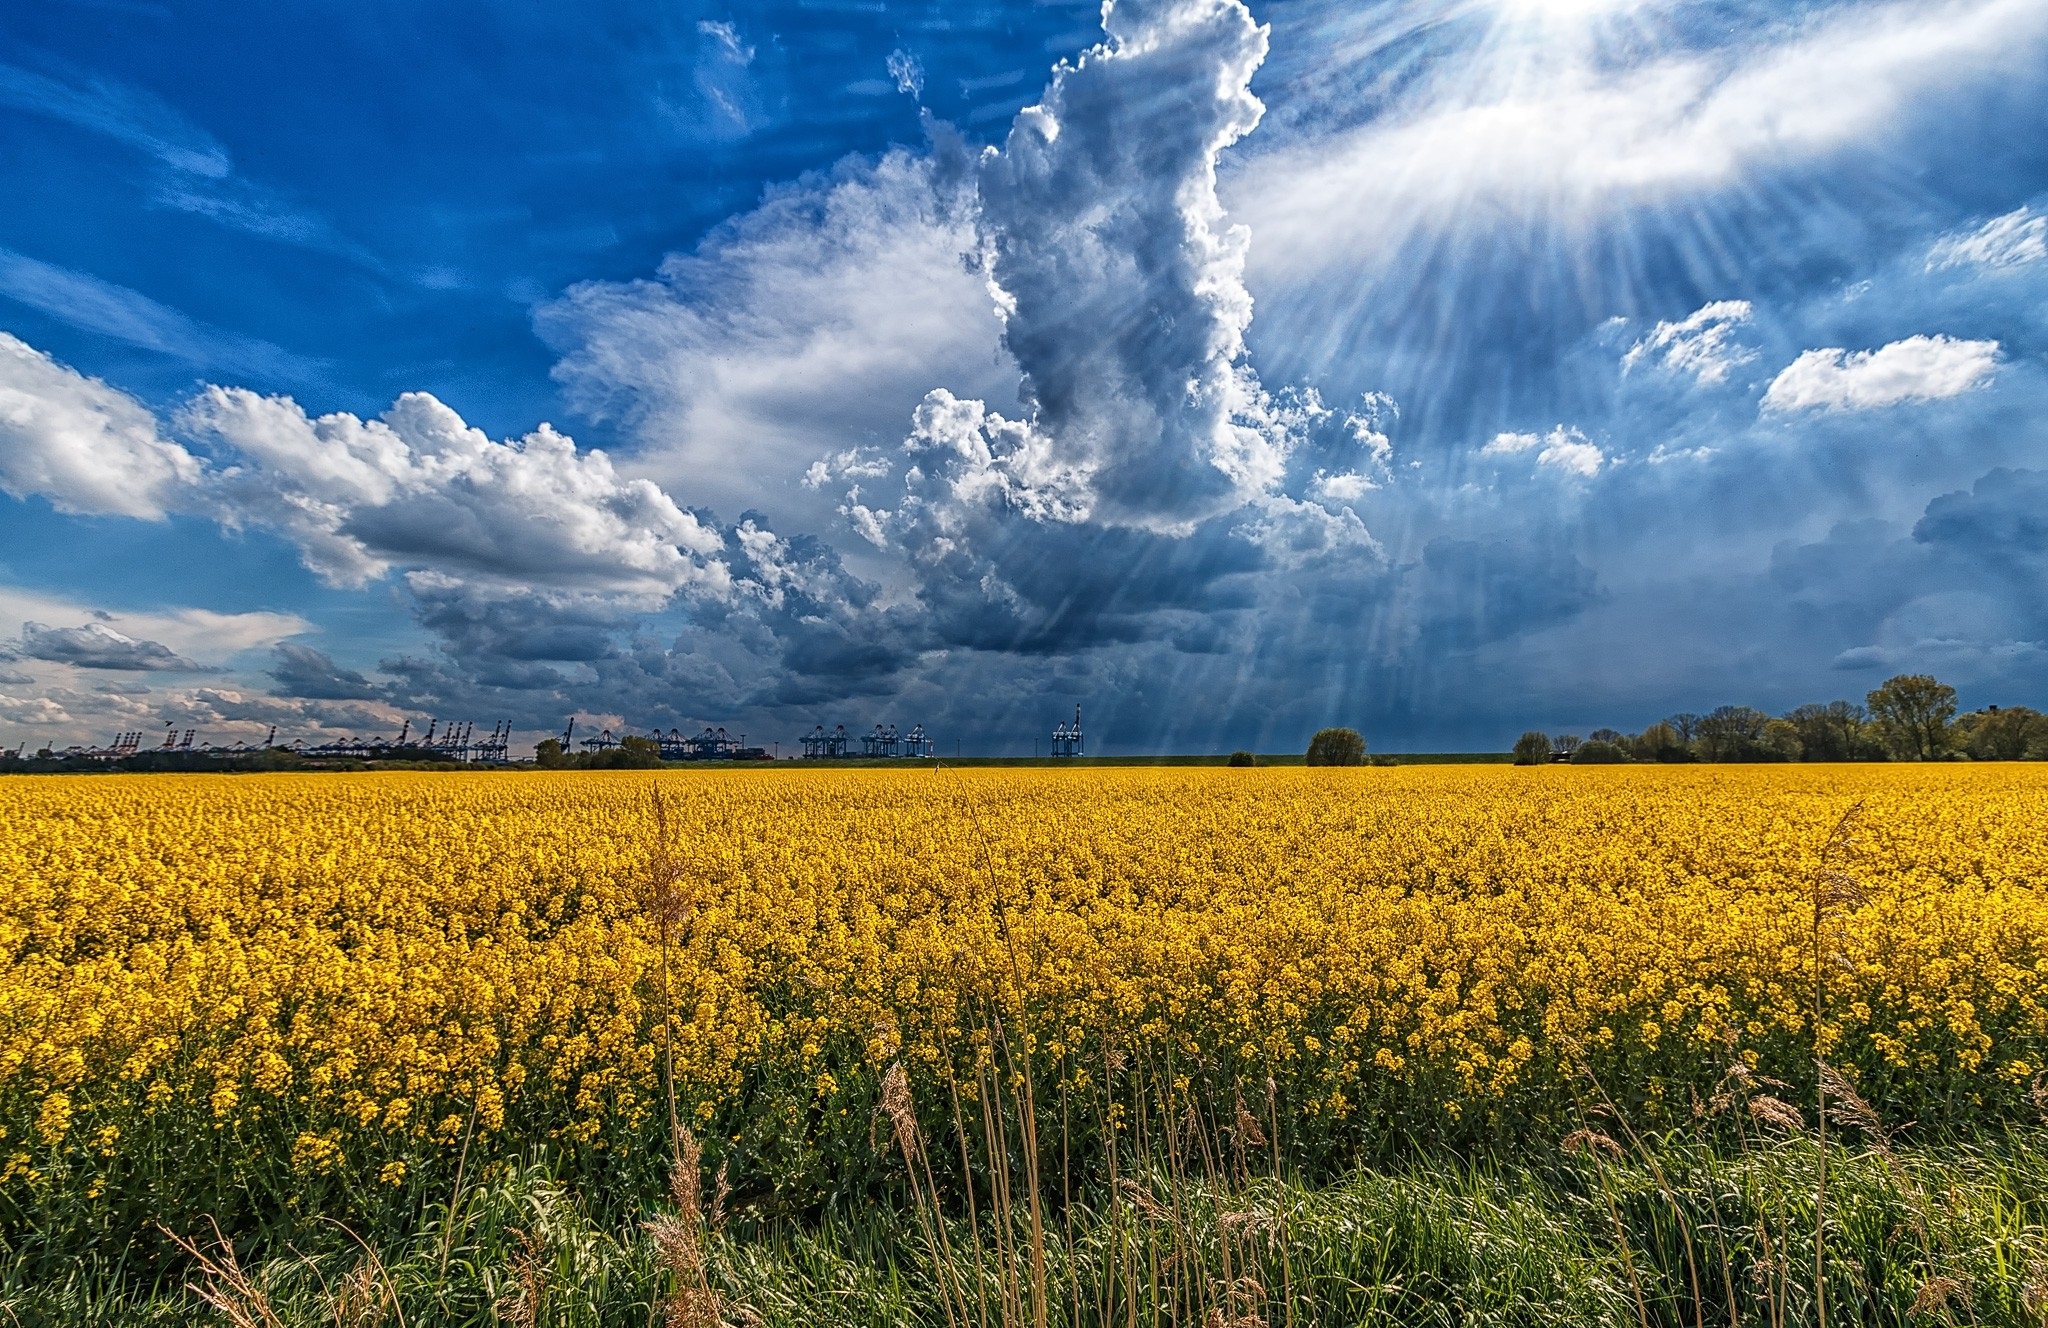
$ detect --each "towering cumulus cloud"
[905,0,1283,536]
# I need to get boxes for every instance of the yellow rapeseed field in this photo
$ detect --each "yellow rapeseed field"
[3,764,2046,1204]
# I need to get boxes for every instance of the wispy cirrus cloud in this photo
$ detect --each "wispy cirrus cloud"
[0,54,377,267]
[0,56,228,177]
[0,249,318,379]
[1927,206,2047,271]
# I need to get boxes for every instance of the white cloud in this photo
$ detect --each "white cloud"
[887,49,924,97]
[1645,443,1714,465]
[1310,470,1377,502]
[0,331,202,519]
[1233,493,1381,568]
[841,502,891,548]
[803,447,893,491]
[0,692,72,727]
[1927,206,2047,271]
[0,331,779,691]
[0,584,307,670]
[697,20,754,66]
[1235,0,2048,283]
[1484,426,1604,476]
[1537,433,1605,477]
[905,0,1285,536]
[541,149,1008,532]
[1622,300,1758,385]
[1762,334,2001,412]
[191,686,406,734]
[180,386,730,599]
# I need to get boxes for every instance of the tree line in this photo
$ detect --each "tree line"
[1513,673,2046,765]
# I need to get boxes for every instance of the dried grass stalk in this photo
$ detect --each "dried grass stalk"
[648,1124,724,1328]
[1231,1091,1267,1149]
[495,1227,546,1328]
[1115,1178,1171,1224]
[329,1259,389,1328]
[161,1221,284,1328]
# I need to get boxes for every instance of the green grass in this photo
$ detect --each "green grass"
[12,1129,2046,1326]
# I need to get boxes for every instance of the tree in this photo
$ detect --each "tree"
[1784,701,1875,763]
[1760,718,1803,762]
[1572,740,1629,764]
[617,735,664,769]
[1695,706,1771,762]
[1512,731,1552,766]
[1959,705,2047,761]
[1665,713,1702,744]
[1866,674,1957,761]
[1588,728,1627,747]
[1552,734,1583,759]
[535,738,567,768]
[1227,750,1259,767]
[1633,722,1689,763]
[1305,728,1366,766]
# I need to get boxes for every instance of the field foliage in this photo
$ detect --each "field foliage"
[4,766,2048,1321]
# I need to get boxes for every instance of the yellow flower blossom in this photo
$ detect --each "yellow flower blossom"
[0,765,2042,1203]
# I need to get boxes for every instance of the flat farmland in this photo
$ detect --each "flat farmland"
[6,766,2047,1324]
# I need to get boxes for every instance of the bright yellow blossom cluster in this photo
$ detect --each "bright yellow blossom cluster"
[2,765,2045,1203]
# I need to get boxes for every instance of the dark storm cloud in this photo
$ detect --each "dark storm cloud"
[1914,468,2048,577]
[268,643,382,699]
[1411,540,1604,652]
[11,621,203,671]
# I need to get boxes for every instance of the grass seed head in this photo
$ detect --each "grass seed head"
[1561,1129,1623,1159]
[1116,1178,1170,1224]
[671,1124,704,1221]
[496,1227,546,1328]
[1232,1091,1267,1148]
[1748,1095,1805,1132]
[645,1212,704,1281]
[879,1061,919,1157]
[1909,1275,1969,1317]
[1818,1061,1893,1143]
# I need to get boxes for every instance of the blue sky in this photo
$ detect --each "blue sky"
[1,0,2045,754]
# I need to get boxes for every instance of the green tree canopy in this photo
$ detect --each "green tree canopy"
[616,735,664,768]
[1959,705,2046,761]
[1632,722,1689,763]
[1305,728,1366,766]
[1866,674,1957,761]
